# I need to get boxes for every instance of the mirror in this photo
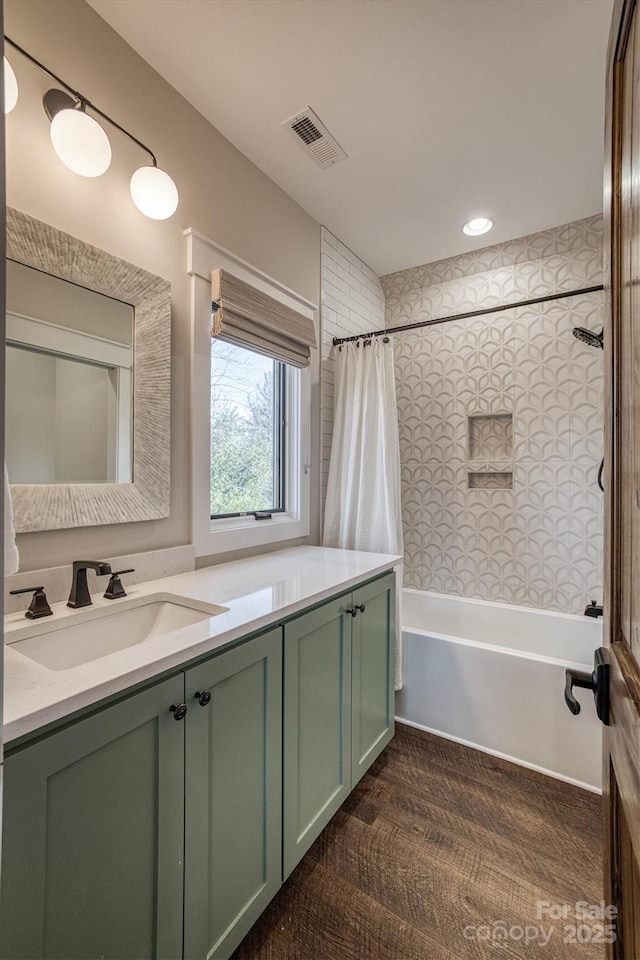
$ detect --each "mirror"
[6,260,134,484]
[6,207,171,533]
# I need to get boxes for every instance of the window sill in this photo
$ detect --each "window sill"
[195,511,310,558]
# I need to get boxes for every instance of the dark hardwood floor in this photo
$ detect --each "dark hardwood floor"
[232,723,604,960]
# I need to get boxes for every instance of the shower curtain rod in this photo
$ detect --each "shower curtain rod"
[331,283,605,346]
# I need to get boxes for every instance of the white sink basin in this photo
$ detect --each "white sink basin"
[7,595,228,671]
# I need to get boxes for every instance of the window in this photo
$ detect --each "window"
[188,232,314,558]
[210,340,286,518]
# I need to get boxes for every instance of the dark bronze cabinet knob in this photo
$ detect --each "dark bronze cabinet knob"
[345,605,365,617]
[170,703,188,721]
[194,690,211,707]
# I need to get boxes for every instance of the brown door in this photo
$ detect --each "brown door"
[605,2,640,956]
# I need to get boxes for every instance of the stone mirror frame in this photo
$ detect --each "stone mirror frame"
[7,207,171,532]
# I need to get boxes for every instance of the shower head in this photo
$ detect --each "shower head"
[572,326,604,350]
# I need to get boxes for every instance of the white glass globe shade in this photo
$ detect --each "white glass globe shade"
[4,57,18,114]
[50,108,112,177]
[130,165,179,220]
[463,217,494,237]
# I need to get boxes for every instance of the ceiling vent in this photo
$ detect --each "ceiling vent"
[283,107,347,169]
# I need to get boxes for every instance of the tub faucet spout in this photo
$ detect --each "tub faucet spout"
[584,600,603,619]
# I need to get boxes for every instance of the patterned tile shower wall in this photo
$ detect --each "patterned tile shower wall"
[320,227,386,519]
[380,215,604,613]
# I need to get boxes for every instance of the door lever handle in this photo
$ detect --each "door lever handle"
[565,647,610,725]
[564,670,593,715]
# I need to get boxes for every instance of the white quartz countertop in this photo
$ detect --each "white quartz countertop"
[3,546,399,744]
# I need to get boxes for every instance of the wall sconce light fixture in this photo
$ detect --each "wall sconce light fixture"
[45,90,112,178]
[4,37,179,220]
[4,55,18,114]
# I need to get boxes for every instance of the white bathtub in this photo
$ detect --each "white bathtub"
[396,589,603,792]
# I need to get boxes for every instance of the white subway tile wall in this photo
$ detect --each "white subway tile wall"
[321,216,603,614]
[320,227,386,519]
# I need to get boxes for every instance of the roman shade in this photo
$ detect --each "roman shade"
[211,269,316,367]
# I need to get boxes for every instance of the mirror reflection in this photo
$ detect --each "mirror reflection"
[5,260,134,484]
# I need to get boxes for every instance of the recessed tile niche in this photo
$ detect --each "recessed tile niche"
[467,414,513,489]
[468,414,513,460]
[468,471,513,489]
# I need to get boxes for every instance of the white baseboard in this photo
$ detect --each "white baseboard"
[395,715,602,796]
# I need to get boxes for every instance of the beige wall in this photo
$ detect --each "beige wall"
[4,0,321,572]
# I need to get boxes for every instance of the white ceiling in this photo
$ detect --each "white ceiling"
[88,0,613,276]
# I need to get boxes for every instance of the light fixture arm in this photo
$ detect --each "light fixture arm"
[4,35,158,167]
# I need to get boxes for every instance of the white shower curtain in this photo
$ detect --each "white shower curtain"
[323,338,404,689]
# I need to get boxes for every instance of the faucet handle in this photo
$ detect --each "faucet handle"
[104,569,135,600]
[10,586,53,620]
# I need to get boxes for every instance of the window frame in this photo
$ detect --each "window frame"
[187,228,314,559]
[209,344,287,521]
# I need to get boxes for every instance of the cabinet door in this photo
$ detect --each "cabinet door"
[283,595,352,879]
[184,628,282,960]
[351,572,395,785]
[0,675,185,960]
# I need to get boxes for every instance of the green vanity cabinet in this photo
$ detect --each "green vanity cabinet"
[282,571,395,878]
[0,630,282,960]
[0,673,186,960]
[183,627,283,960]
[283,594,353,878]
[351,572,395,785]
[0,570,394,960]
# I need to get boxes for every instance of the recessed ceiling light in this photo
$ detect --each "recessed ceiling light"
[463,217,494,237]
